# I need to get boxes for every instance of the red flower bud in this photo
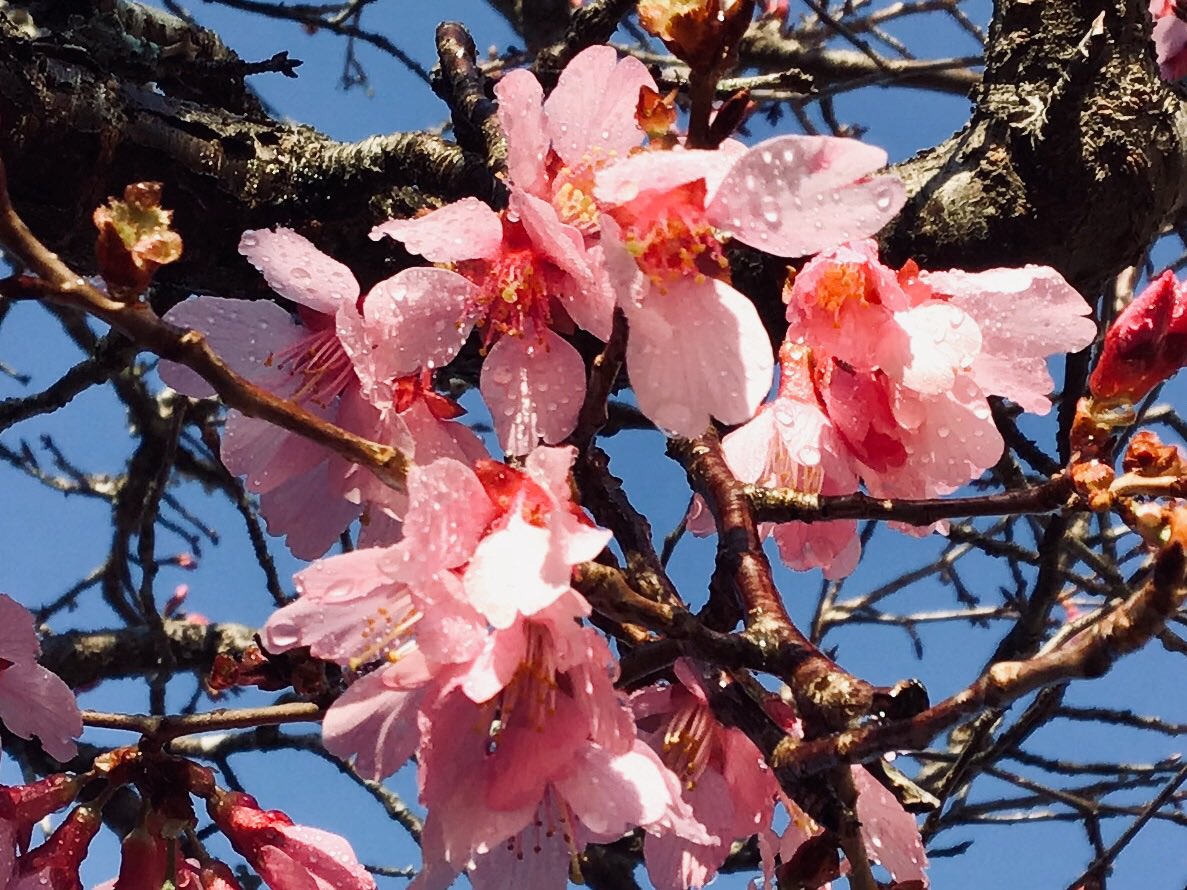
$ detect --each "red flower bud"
[1090,270,1187,404]
[15,804,101,890]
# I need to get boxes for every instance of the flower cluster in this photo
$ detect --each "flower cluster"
[147,36,1115,890]
[695,239,1097,576]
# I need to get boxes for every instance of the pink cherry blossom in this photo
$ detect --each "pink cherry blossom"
[0,595,81,763]
[594,136,905,436]
[495,44,656,226]
[262,457,495,779]
[368,193,596,454]
[632,659,781,890]
[364,47,657,454]
[161,229,406,558]
[206,790,375,890]
[1151,0,1187,81]
[415,596,707,890]
[786,241,1095,501]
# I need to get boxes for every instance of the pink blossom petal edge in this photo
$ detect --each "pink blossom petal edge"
[923,266,1097,414]
[494,69,550,197]
[543,45,656,168]
[160,297,303,398]
[370,197,504,263]
[480,327,586,454]
[238,228,360,315]
[321,667,428,781]
[0,663,82,763]
[707,136,906,258]
[624,278,774,437]
[853,765,929,886]
[594,149,738,207]
[337,267,477,403]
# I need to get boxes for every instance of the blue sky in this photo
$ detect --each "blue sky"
[2,2,1186,888]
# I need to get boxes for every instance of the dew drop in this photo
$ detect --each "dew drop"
[936,426,951,439]
[291,266,311,281]
[267,621,301,648]
[760,149,774,164]
[240,233,259,248]
[875,187,895,211]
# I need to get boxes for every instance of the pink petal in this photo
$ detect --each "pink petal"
[0,594,40,662]
[0,662,81,762]
[322,668,427,781]
[460,622,528,703]
[370,197,504,263]
[160,297,304,398]
[561,244,617,341]
[644,831,722,890]
[720,407,779,484]
[399,398,488,467]
[338,268,477,403]
[925,266,1097,414]
[388,458,496,573]
[469,818,571,890]
[543,45,655,168]
[555,741,699,839]
[511,189,592,289]
[272,824,376,890]
[238,229,360,315]
[892,302,982,396]
[258,462,363,559]
[464,515,564,628]
[494,69,550,197]
[480,328,586,454]
[852,766,929,885]
[595,149,735,207]
[707,136,905,258]
[625,279,774,436]
[773,519,861,579]
[880,379,1004,497]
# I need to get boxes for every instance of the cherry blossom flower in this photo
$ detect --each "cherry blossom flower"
[495,45,655,237]
[206,790,375,890]
[0,595,82,762]
[161,229,397,557]
[416,594,707,890]
[1090,269,1187,404]
[786,240,1096,501]
[364,47,657,454]
[594,135,905,436]
[1150,0,1187,81]
[366,196,593,454]
[632,659,781,890]
[262,457,496,780]
[263,446,610,779]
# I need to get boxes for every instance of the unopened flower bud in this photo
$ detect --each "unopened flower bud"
[1090,270,1187,404]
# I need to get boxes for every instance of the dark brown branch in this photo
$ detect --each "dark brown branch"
[433,22,509,177]
[747,475,1076,526]
[669,432,895,729]
[39,620,258,689]
[772,543,1187,778]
